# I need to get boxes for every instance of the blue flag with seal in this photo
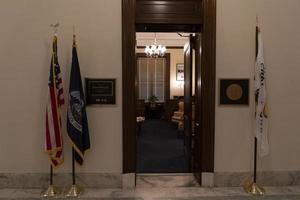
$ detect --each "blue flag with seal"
[67,35,90,165]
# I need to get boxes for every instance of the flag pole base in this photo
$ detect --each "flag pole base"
[65,185,83,197]
[41,185,61,197]
[243,181,265,196]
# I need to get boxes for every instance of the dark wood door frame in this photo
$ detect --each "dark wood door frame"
[193,33,203,182]
[183,35,193,172]
[122,0,216,174]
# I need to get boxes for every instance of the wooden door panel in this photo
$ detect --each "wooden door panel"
[184,35,193,171]
[136,0,203,24]
[193,33,202,182]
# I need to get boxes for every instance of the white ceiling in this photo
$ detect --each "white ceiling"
[136,33,189,47]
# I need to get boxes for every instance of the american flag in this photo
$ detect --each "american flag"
[45,35,64,167]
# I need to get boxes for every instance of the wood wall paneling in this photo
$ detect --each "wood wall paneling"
[136,24,202,32]
[136,0,203,24]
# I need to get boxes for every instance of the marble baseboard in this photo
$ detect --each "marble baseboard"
[123,173,135,189]
[1,171,299,189]
[202,173,214,187]
[215,171,300,187]
[0,173,122,189]
[137,171,300,188]
[136,174,200,188]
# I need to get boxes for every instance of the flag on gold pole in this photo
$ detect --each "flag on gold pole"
[243,20,268,196]
[67,34,90,165]
[255,25,269,157]
[44,34,65,167]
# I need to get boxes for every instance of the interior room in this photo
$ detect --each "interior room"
[135,33,192,173]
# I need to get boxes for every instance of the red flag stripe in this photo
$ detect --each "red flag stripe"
[45,113,52,150]
[47,96,57,148]
[49,86,62,147]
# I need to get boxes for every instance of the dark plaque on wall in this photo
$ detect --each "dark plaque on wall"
[219,79,249,105]
[85,78,116,105]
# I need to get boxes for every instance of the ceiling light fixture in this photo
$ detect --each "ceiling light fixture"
[144,33,167,58]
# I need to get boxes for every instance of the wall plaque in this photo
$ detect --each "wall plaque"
[85,78,116,105]
[219,79,249,105]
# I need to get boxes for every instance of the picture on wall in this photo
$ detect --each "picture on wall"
[219,79,249,105]
[176,63,184,81]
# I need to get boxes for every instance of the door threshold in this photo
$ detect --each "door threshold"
[137,173,193,176]
[136,173,200,188]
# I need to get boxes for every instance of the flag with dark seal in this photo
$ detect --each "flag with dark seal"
[67,35,90,165]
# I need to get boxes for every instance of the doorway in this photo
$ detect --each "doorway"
[122,0,216,185]
[136,33,189,173]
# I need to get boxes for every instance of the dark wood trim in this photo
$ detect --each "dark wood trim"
[136,46,184,49]
[200,0,216,172]
[193,33,202,182]
[165,54,170,101]
[136,53,171,101]
[136,24,201,32]
[183,35,193,171]
[122,0,216,174]
[136,0,203,24]
[122,0,137,173]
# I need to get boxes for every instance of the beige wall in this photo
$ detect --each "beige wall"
[169,49,184,98]
[215,0,300,172]
[215,0,256,173]
[0,0,122,173]
[256,0,300,171]
[0,0,300,174]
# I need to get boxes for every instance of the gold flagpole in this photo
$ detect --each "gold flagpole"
[41,23,62,198]
[65,149,83,197]
[65,25,83,198]
[243,16,265,196]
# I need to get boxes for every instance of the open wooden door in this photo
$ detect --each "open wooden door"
[193,33,202,183]
[183,35,193,172]
[184,33,202,184]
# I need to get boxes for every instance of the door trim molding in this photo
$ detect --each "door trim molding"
[122,0,136,173]
[122,0,216,174]
[200,0,216,172]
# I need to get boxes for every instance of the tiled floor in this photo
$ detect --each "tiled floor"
[0,186,300,200]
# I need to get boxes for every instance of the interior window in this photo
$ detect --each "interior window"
[137,57,166,102]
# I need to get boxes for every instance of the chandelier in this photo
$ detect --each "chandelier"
[144,33,167,58]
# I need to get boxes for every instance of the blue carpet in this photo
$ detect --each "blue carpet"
[137,119,189,173]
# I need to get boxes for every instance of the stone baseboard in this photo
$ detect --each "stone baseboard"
[1,171,299,189]
[214,171,300,187]
[123,173,135,189]
[0,173,122,189]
